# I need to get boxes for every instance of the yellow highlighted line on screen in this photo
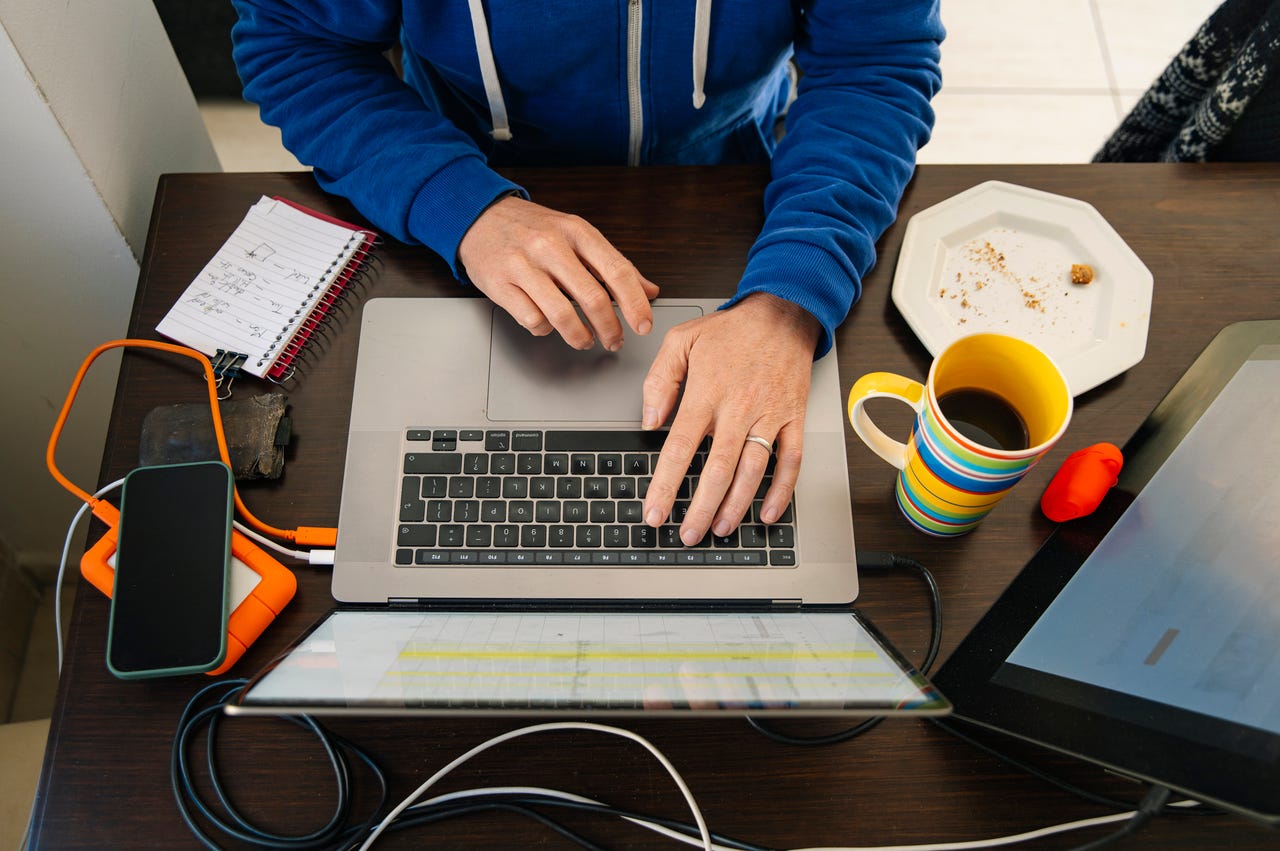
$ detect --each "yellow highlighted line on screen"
[383,670,897,679]
[397,650,879,661]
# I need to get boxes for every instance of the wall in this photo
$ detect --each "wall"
[0,0,221,578]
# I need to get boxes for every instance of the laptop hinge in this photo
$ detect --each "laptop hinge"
[770,599,804,610]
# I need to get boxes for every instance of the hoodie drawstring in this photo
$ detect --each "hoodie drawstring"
[466,0,513,141]
[467,0,711,141]
[692,0,711,108]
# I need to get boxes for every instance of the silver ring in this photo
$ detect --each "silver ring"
[745,434,774,453]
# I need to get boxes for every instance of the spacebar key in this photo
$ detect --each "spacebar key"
[545,431,667,452]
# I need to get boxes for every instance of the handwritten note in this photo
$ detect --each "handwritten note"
[157,196,366,378]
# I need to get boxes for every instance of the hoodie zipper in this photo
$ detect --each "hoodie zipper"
[626,0,644,166]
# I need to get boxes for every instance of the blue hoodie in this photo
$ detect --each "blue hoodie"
[231,0,944,356]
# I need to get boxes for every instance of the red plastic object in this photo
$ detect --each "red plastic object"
[1041,443,1124,522]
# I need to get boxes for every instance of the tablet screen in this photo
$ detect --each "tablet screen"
[232,609,950,716]
[934,324,1280,825]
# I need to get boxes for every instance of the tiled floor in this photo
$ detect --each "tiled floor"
[4,1,1224,845]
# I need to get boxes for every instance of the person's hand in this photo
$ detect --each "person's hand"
[640,293,821,544]
[457,195,660,350]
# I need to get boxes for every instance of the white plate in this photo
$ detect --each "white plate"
[891,181,1153,395]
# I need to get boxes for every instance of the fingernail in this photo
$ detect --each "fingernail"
[607,339,622,353]
[638,320,653,335]
[760,504,778,524]
[713,520,730,537]
[645,506,664,526]
[681,528,702,547]
[641,406,659,430]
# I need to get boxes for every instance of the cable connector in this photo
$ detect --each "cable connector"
[308,549,336,567]
[856,550,897,571]
[296,526,338,547]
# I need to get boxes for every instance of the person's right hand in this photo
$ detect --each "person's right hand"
[457,195,660,350]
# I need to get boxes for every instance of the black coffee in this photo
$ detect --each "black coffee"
[937,388,1030,451]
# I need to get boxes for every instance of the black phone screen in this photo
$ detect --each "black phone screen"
[108,461,233,677]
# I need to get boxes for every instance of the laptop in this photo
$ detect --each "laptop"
[228,297,950,717]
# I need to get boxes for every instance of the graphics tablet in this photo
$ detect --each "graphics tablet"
[934,320,1280,825]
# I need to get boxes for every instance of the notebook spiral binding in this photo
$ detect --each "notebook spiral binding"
[264,231,381,385]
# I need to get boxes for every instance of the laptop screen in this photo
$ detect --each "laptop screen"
[230,609,950,716]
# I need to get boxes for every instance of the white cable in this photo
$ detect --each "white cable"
[232,520,310,560]
[357,722,713,851]
[407,785,1203,851]
[55,478,124,672]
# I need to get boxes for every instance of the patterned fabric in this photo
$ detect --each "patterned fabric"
[1094,0,1280,162]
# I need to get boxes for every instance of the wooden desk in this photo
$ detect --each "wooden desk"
[33,165,1279,849]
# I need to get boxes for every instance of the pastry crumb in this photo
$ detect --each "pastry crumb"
[1070,263,1094,285]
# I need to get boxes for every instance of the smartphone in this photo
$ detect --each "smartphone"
[107,461,233,679]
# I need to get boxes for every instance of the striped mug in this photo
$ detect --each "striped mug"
[847,334,1072,536]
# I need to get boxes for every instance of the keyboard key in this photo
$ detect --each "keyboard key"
[769,550,796,566]
[583,476,609,498]
[535,551,564,563]
[617,500,643,523]
[433,429,457,442]
[549,525,574,547]
[517,453,541,475]
[448,476,475,498]
[535,501,561,522]
[416,550,449,564]
[576,525,602,547]
[546,431,666,452]
[476,476,501,498]
[491,453,516,474]
[481,500,505,522]
[494,525,520,547]
[713,530,740,548]
[485,431,510,451]
[767,525,795,548]
[406,429,432,441]
[631,525,656,548]
[589,501,615,523]
[463,453,488,474]
[603,525,628,547]
[450,550,479,563]
[740,524,768,548]
[521,524,547,547]
[404,452,462,474]
[439,525,465,546]
[394,548,413,565]
[625,454,649,475]
[563,501,589,522]
[466,525,492,547]
[432,439,456,452]
[502,477,529,498]
[426,500,451,522]
[733,552,766,565]
[610,477,636,499]
[597,454,622,475]
[396,522,437,547]
[421,475,448,498]
[530,476,555,498]
[508,501,535,522]
[571,454,595,475]
[459,429,484,442]
[544,453,569,474]
[478,551,508,564]
[512,431,543,451]
[556,477,582,499]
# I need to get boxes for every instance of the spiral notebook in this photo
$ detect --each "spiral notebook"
[157,196,378,382]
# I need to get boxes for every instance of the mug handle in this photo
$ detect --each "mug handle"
[847,372,926,471]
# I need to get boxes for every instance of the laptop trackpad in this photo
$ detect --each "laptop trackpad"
[487,304,704,423]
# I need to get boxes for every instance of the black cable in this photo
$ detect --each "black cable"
[1067,784,1173,851]
[932,715,1217,818]
[745,551,942,746]
[383,801,612,851]
[170,679,389,850]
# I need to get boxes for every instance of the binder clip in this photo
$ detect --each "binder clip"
[1041,443,1123,522]
[211,350,247,400]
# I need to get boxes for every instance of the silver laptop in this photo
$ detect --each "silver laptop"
[333,297,858,606]
[226,298,955,717]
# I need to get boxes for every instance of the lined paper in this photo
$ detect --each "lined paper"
[157,196,364,378]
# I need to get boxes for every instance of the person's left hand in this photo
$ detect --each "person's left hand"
[640,293,821,544]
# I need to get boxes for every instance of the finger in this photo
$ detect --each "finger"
[680,429,748,546]
[640,328,690,431]
[710,429,775,537]
[759,420,804,525]
[571,221,659,336]
[644,421,706,529]
[546,257,626,351]
[483,280,554,337]
[519,270,597,350]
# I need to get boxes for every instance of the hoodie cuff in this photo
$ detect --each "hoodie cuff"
[406,157,528,280]
[722,241,860,359]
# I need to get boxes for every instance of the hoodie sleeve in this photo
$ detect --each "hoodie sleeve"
[722,0,944,358]
[230,0,523,277]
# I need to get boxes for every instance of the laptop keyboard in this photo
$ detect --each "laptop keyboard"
[395,429,797,567]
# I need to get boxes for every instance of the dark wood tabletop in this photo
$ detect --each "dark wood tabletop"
[32,164,1280,849]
